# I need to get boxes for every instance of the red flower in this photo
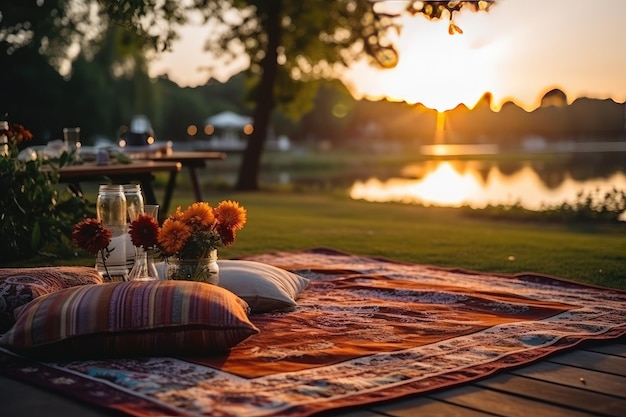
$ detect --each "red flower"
[216,224,235,246]
[72,218,112,254]
[129,214,160,248]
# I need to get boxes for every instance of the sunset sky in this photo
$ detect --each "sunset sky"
[149,0,626,112]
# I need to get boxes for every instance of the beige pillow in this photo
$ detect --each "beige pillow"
[218,260,309,313]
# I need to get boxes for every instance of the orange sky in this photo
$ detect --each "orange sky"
[149,0,626,112]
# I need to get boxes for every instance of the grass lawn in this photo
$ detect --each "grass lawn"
[5,154,626,291]
[199,190,626,290]
[43,182,622,290]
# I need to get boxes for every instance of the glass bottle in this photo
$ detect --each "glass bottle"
[96,184,128,281]
[123,184,144,270]
[128,204,160,281]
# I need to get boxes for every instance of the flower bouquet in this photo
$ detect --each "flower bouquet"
[159,201,247,283]
[73,200,246,284]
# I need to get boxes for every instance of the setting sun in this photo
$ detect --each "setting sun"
[343,15,501,112]
[150,0,626,113]
[342,0,626,112]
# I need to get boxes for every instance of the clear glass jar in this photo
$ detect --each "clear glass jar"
[96,184,128,281]
[165,249,219,285]
[123,184,145,270]
[123,184,144,221]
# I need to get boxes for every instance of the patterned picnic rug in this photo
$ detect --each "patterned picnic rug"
[2,248,626,417]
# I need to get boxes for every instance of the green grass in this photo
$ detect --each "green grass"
[160,189,626,289]
[5,152,626,290]
[7,184,626,290]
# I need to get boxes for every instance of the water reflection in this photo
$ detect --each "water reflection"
[350,160,626,211]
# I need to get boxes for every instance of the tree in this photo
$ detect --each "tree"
[1,0,495,189]
[194,0,495,190]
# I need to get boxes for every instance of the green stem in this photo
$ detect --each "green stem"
[100,248,112,281]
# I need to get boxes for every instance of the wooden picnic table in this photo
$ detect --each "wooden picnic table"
[58,160,182,210]
[139,151,226,215]
[59,151,227,217]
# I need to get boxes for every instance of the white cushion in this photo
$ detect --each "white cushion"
[218,260,309,313]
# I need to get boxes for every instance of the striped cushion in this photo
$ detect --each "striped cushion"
[0,280,259,358]
[0,266,103,332]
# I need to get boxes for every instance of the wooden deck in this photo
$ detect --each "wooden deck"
[334,336,626,417]
[1,336,625,417]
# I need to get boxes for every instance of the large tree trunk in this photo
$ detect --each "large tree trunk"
[234,0,281,191]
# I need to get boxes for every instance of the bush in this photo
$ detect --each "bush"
[464,188,626,223]
[0,123,93,262]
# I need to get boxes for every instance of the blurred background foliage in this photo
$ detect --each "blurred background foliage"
[1,1,621,151]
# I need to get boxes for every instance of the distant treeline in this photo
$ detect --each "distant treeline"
[2,42,624,149]
[295,84,626,147]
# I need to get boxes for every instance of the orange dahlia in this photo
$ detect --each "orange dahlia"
[72,218,112,254]
[214,200,247,231]
[169,206,185,221]
[181,202,215,230]
[158,219,192,255]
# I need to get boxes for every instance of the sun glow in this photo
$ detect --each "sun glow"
[344,13,503,112]
[350,162,482,206]
[149,1,626,112]
[342,1,626,112]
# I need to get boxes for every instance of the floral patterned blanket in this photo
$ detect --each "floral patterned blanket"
[2,248,626,417]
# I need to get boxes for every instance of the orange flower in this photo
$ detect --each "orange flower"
[214,200,247,231]
[129,214,160,248]
[1,123,33,147]
[158,218,192,255]
[72,218,112,254]
[157,200,247,258]
[169,206,184,221]
[181,202,215,230]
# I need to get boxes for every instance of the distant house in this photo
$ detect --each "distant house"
[203,111,253,151]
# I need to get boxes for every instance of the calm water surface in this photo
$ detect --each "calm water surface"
[347,146,626,214]
[350,160,626,211]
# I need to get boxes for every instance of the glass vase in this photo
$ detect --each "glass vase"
[165,250,219,285]
[128,247,160,281]
[127,204,160,281]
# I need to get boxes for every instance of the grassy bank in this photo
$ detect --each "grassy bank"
[211,191,626,289]
[7,189,626,289]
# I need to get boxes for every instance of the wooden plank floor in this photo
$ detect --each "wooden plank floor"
[1,337,625,417]
[335,336,626,417]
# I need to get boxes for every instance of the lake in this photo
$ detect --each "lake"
[347,145,626,217]
[217,142,626,217]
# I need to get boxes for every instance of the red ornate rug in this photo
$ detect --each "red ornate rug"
[1,248,626,416]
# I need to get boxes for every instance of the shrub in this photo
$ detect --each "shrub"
[0,123,93,262]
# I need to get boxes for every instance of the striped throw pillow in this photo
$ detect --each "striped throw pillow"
[0,266,103,332]
[0,280,259,359]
